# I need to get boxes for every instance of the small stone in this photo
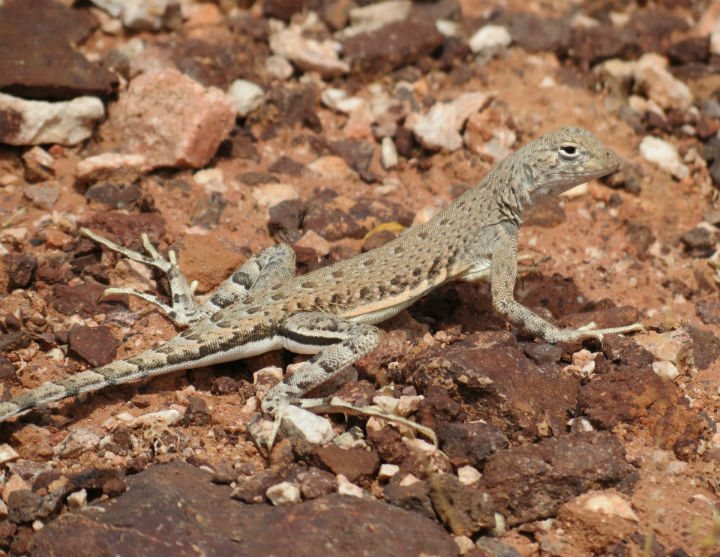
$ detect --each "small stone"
[636,329,694,374]
[2,475,29,503]
[66,489,87,510]
[469,24,512,52]
[85,182,142,210]
[378,463,400,480]
[4,254,37,289]
[68,325,119,367]
[0,444,19,466]
[321,88,367,114]
[252,183,299,209]
[680,226,717,257]
[7,489,42,524]
[280,405,335,447]
[22,146,55,182]
[265,55,294,80]
[454,535,475,555]
[409,92,493,151]
[294,230,331,257]
[634,53,693,112]
[313,446,380,482]
[308,156,357,180]
[131,409,183,428]
[54,428,102,459]
[0,92,105,146]
[339,0,411,39]
[581,490,639,522]
[652,360,680,380]
[253,366,283,399]
[266,481,302,505]
[75,153,147,186]
[183,396,211,426]
[381,137,398,169]
[269,26,348,78]
[457,465,481,486]
[91,0,181,30]
[23,183,60,209]
[336,474,364,498]
[639,136,689,180]
[228,79,265,117]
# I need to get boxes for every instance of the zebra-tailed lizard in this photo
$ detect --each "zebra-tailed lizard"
[0,127,643,448]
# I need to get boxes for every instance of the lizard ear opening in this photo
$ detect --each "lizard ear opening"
[559,143,580,160]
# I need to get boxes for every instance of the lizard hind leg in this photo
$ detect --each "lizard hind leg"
[82,227,296,327]
[258,312,438,451]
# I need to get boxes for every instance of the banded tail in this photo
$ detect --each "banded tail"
[0,334,229,423]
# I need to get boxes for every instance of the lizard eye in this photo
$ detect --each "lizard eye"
[559,143,580,160]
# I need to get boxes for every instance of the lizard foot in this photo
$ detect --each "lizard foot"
[558,321,645,343]
[81,227,200,326]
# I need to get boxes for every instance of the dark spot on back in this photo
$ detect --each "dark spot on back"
[301,281,316,289]
[359,287,370,299]
[331,270,344,278]
[271,283,283,290]
[393,246,403,254]
[413,267,422,277]
[418,232,428,240]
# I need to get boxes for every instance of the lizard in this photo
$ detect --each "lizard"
[0,126,643,447]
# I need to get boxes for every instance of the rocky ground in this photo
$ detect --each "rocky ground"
[1,0,720,555]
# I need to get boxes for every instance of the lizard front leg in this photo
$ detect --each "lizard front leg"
[487,230,643,343]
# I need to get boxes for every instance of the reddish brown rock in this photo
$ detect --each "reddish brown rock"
[437,421,509,468]
[30,461,459,556]
[405,331,580,440]
[480,432,637,526]
[0,0,117,99]
[3,254,37,290]
[312,446,380,483]
[81,212,166,251]
[342,21,445,76]
[116,69,236,169]
[51,284,126,318]
[428,472,495,536]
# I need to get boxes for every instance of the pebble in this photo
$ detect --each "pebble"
[409,92,493,151]
[336,474,364,498]
[132,409,183,428]
[2,474,29,503]
[0,92,104,146]
[308,156,356,180]
[581,491,639,522]
[90,0,180,31]
[469,24,512,52]
[270,25,348,78]
[266,481,302,505]
[454,535,475,555]
[193,168,226,193]
[338,0,411,39]
[294,230,331,257]
[639,136,689,180]
[23,183,60,209]
[253,366,284,399]
[321,88,367,114]
[265,55,294,80]
[66,489,87,510]
[712,20,720,56]
[0,444,19,467]
[378,463,400,480]
[54,428,102,459]
[76,152,147,185]
[22,146,55,182]
[457,465,482,486]
[228,79,265,117]
[381,137,398,169]
[252,183,299,209]
[636,329,694,374]
[280,405,335,446]
[652,360,680,380]
[634,53,693,112]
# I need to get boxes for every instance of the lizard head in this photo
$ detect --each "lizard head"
[518,127,622,203]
